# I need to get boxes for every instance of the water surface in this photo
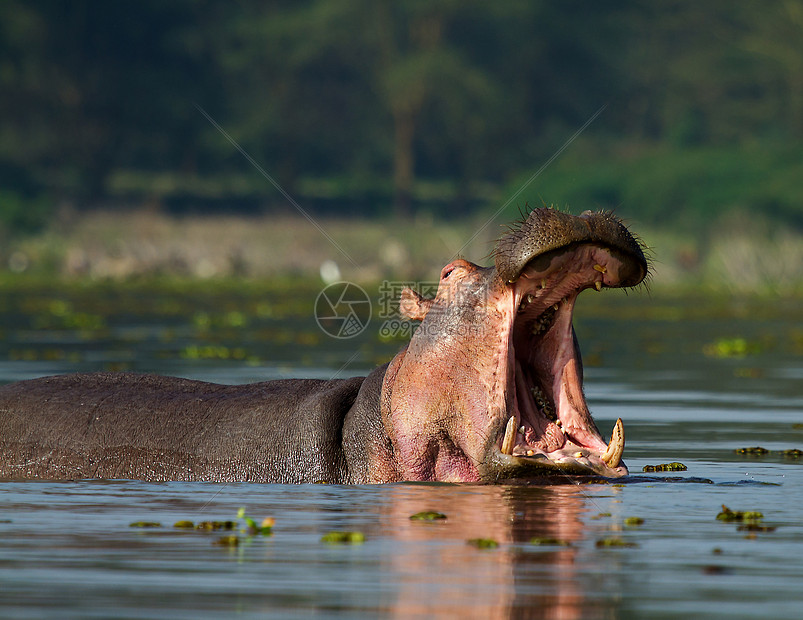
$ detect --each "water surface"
[1,287,801,618]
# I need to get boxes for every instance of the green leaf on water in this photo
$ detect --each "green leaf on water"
[716,505,764,522]
[596,537,638,548]
[703,337,761,358]
[321,531,365,544]
[467,538,499,549]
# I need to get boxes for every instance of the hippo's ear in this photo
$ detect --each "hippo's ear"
[399,287,433,321]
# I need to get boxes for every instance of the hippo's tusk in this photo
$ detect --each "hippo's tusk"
[600,418,624,468]
[501,416,517,455]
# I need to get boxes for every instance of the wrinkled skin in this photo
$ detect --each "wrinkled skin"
[0,208,647,483]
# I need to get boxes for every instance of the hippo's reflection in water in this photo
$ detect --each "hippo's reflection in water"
[368,483,616,619]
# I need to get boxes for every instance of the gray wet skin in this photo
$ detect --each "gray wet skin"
[0,208,647,483]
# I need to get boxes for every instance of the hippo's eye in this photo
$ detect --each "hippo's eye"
[441,267,455,279]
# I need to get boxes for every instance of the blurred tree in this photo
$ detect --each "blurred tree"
[0,0,801,231]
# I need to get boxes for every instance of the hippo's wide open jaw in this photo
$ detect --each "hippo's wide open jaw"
[485,209,648,480]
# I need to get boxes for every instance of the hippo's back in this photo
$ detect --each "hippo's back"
[0,372,365,483]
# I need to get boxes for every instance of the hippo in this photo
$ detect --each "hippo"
[0,208,648,483]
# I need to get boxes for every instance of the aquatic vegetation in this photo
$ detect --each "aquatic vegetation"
[703,337,761,358]
[9,349,82,363]
[195,520,237,531]
[409,511,447,521]
[237,508,274,535]
[213,535,240,547]
[596,537,638,548]
[192,310,249,330]
[591,512,612,520]
[173,520,194,528]
[321,531,365,544]
[716,505,763,522]
[624,517,645,526]
[642,462,687,472]
[734,447,802,458]
[467,538,499,549]
[180,345,255,362]
[735,446,769,455]
[129,521,161,528]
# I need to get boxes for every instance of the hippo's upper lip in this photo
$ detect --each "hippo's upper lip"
[487,211,647,480]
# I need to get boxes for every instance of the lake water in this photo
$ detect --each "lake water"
[1,285,801,619]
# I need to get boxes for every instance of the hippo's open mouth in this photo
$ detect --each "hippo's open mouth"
[488,213,648,479]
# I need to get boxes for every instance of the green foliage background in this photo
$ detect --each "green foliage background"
[1,1,801,235]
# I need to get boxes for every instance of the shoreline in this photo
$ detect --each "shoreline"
[2,209,801,296]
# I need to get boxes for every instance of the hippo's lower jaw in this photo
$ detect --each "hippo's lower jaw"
[485,241,639,480]
[488,447,627,480]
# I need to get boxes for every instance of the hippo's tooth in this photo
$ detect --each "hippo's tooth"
[541,279,547,289]
[501,416,516,455]
[594,280,603,291]
[600,418,625,468]
[518,293,536,313]
[594,264,607,274]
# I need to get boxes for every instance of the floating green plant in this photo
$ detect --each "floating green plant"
[180,345,252,361]
[195,520,237,531]
[716,505,764,522]
[321,531,365,544]
[596,537,637,548]
[643,462,687,472]
[624,517,645,526]
[173,520,195,529]
[735,446,769,455]
[129,521,161,528]
[703,337,761,358]
[467,538,499,549]
[781,449,803,458]
[237,508,274,535]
